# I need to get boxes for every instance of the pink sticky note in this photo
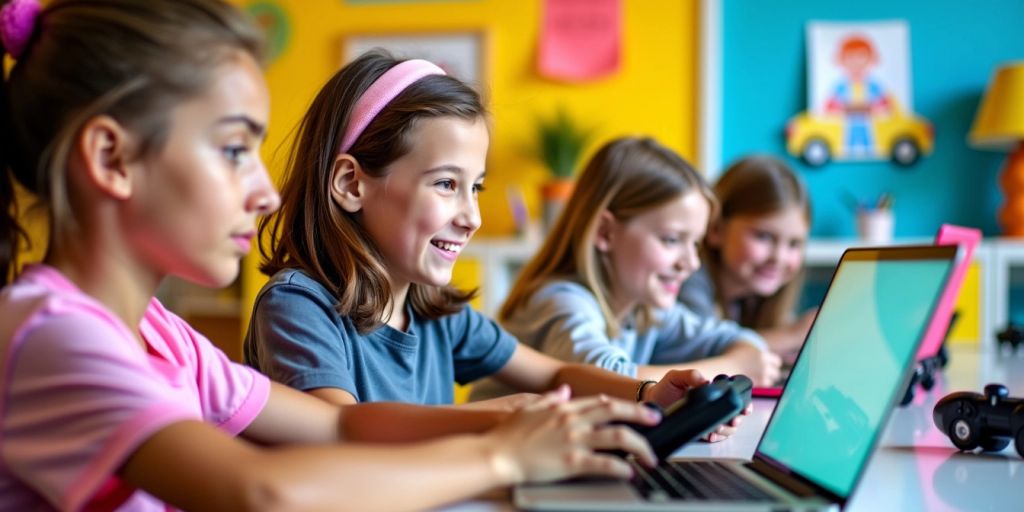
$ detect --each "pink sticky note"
[539,0,621,82]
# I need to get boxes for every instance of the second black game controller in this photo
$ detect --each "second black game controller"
[900,354,944,406]
[932,383,1024,457]
[626,374,753,460]
[900,313,957,406]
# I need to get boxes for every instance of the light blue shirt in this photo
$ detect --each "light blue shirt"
[470,279,764,400]
[244,268,517,404]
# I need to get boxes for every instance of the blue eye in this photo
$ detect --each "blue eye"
[661,236,681,245]
[473,183,486,194]
[435,179,457,191]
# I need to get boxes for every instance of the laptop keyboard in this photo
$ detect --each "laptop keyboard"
[630,460,776,502]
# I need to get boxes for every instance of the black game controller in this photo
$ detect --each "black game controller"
[626,374,752,460]
[932,384,1024,457]
[996,323,1024,353]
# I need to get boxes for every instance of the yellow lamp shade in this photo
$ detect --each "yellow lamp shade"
[970,62,1024,150]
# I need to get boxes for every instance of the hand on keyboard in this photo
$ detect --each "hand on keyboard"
[484,385,662,484]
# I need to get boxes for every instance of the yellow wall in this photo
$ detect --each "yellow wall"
[9,182,47,277]
[241,0,702,327]
[949,261,981,344]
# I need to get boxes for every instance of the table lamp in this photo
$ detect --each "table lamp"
[969,62,1024,236]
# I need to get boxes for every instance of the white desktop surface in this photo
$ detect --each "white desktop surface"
[442,345,1024,511]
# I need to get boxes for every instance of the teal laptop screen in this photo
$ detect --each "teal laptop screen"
[758,248,954,498]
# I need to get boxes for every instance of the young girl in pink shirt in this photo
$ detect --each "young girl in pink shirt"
[0,1,661,510]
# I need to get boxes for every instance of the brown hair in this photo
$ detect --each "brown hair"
[703,155,811,328]
[837,35,877,61]
[500,136,715,337]
[259,50,486,333]
[0,0,264,285]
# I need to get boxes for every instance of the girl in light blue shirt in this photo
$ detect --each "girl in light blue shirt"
[473,137,780,404]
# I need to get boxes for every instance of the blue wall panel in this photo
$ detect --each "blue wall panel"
[721,0,1024,237]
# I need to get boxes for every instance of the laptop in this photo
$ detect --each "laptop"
[514,245,960,511]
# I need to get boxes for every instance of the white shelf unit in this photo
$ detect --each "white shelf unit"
[461,237,538,319]
[462,237,1019,349]
[988,239,1024,343]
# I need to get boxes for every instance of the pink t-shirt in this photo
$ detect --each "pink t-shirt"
[0,265,270,511]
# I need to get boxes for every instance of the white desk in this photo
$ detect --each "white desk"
[443,345,1024,511]
[680,345,1024,511]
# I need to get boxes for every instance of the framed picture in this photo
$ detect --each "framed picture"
[807,21,911,117]
[342,31,487,88]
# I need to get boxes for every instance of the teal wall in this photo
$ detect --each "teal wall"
[721,0,1024,237]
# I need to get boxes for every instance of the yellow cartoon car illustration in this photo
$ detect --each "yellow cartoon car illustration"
[786,107,934,167]
[790,33,934,168]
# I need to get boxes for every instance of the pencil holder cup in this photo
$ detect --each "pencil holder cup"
[856,209,894,244]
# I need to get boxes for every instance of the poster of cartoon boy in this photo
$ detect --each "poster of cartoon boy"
[825,35,893,156]
[807,21,914,162]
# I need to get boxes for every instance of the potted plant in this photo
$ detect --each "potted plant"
[537,107,589,230]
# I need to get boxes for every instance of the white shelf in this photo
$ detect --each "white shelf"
[461,237,538,321]
[462,236,1024,349]
[987,239,1024,347]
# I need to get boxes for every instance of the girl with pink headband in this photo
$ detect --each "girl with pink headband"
[245,51,749,438]
[0,1,664,510]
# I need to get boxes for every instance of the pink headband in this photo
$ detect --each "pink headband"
[339,59,446,154]
[0,0,41,60]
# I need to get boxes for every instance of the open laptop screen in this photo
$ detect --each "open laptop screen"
[757,246,956,499]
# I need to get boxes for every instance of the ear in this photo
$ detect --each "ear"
[76,115,134,200]
[593,210,617,253]
[329,154,365,213]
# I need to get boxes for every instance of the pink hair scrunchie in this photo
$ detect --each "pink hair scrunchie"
[0,0,41,60]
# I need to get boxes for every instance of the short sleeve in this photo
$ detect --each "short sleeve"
[244,280,358,397]
[448,307,517,384]
[2,311,197,511]
[506,282,639,377]
[147,303,269,435]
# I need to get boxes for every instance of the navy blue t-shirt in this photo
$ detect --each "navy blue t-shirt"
[244,268,517,404]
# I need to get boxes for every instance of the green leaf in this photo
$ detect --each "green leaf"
[537,107,590,179]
